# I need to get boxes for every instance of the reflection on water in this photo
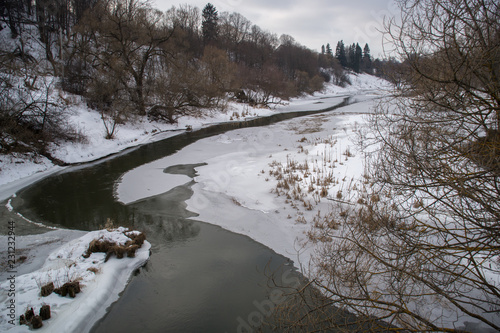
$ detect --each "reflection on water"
[128,185,201,242]
[92,219,299,333]
[89,179,300,333]
[11,160,301,332]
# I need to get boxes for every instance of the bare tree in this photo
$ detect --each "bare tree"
[0,50,74,154]
[166,4,202,56]
[218,11,251,62]
[237,63,295,107]
[77,0,175,116]
[283,0,500,332]
[199,45,237,105]
[149,46,235,124]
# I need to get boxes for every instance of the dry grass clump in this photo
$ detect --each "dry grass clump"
[83,239,114,257]
[54,281,81,298]
[40,282,55,297]
[40,280,81,298]
[351,205,397,232]
[19,305,51,329]
[306,210,340,243]
[83,231,146,262]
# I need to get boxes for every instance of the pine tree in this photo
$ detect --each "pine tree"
[335,40,347,67]
[346,43,355,69]
[326,43,333,57]
[363,43,371,60]
[362,43,372,73]
[354,43,362,73]
[202,3,218,44]
[321,44,325,54]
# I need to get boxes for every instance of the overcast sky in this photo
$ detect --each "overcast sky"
[153,0,400,58]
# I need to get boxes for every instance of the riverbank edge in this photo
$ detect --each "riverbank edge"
[0,96,354,204]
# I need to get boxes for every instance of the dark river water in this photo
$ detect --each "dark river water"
[5,100,363,332]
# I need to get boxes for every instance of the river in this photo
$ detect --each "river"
[2,96,367,332]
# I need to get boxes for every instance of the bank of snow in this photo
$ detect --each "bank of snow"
[0,73,386,333]
[114,74,390,262]
[0,227,150,332]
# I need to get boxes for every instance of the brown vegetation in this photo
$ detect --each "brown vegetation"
[19,305,51,329]
[40,282,54,297]
[54,281,81,298]
[1,0,365,153]
[39,305,51,320]
[83,231,146,262]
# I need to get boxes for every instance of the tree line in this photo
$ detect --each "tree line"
[0,0,385,156]
[321,41,372,73]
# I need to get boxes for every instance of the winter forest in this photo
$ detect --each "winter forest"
[0,0,385,156]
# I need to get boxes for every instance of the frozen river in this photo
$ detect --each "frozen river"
[3,92,381,332]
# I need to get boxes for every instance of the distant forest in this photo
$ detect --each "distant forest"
[0,0,396,154]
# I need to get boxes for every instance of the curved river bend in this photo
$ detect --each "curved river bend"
[6,97,360,332]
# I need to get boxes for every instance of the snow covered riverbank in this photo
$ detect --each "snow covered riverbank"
[0,227,150,332]
[114,85,499,331]
[2,72,495,332]
[116,97,376,273]
[0,74,386,201]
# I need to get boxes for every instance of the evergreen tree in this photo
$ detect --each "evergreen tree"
[325,43,333,56]
[363,43,371,60]
[202,3,218,44]
[354,42,362,73]
[362,43,372,73]
[346,43,355,69]
[335,40,347,67]
[321,44,325,54]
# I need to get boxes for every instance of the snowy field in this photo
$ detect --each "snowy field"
[115,99,376,274]
[113,74,388,267]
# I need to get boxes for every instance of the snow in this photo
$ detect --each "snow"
[0,228,151,332]
[112,94,378,263]
[4,16,493,332]
[0,73,388,196]
[0,73,391,332]
[115,99,377,270]
[114,75,499,331]
[112,74,387,207]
